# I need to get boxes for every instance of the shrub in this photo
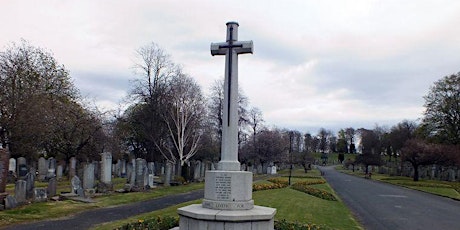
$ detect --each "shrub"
[116,216,178,230]
[275,219,332,230]
[291,182,337,201]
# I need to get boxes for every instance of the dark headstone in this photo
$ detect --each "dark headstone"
[4,195,17,209]
[17,164,28,179]
[14,180,27,204]
[47,177,57,197]
[25,172,35,199]
[69,157,77,179]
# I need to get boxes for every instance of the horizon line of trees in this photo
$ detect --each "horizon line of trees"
[1,39,458,182]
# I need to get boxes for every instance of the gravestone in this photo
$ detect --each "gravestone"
[431,165,437,179]
[100,152,112,185]
[164,162,172,186]
[25,172,35,199]
[193,161,202,180]
[178,22,275,230]
[47,157,56,179]
[449,168,456,182]
[34,188,47,202]
[120,159,127,177]
[8,158,16,173]
[17,156,26,165]
[71,175,85,197]
[270,166,277,175]
[69,157,77,179]
[38,157,47,181]
[200,161,206,178]
[56,165,63,179]
[127,162,134,185]
[148,174,155,188]
[0,148,10,194]
[17,163,28,179]
[257,164,263,174]
[47,177,57,197]
[135,158,147,189]
[4,195,17,209]
[14,180,27,204]
[148,162,155,175]
[83,163,95,189]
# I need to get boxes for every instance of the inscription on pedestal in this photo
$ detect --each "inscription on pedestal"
[215,174,231,200]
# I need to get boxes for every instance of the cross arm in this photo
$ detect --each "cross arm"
[234,41,253,54]
[211,42,227,56]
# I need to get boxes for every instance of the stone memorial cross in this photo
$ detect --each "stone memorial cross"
[178,22,276,230]
[211,21,253,171]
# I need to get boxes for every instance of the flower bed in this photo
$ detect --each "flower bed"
[253,181,289,191]
[291,182,337,201]
[293,180,326,186]
[268,178,290,185]
[116,216,178,230]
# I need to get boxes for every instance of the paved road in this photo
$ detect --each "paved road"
[320,166,460,230]
[4,190,204,230]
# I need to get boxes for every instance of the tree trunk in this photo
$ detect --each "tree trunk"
[413,165,419,181]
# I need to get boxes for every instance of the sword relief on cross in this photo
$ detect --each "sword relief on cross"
[211,22,253,127]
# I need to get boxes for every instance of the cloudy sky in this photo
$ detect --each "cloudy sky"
[1,0,459,134]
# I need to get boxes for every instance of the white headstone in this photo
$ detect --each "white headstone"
[8,158,16,172]
[38,157,47,181]
[56,165,63,179]
[83,163,95,189]
[100,152,112,184]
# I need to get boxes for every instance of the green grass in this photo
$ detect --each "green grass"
[0,182,204,227]
[92,169,361,230]
[338,166,460,200]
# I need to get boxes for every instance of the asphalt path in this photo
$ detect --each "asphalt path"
[320,166,460,230]
[4,189,204,230]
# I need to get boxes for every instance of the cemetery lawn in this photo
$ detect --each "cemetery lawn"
[92,169,362,230]
[0,181,204,227]
[338,167,460,200]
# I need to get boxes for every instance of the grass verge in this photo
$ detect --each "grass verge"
[93,169,362,230]
[0,182,204,227]
[337,166,460,200]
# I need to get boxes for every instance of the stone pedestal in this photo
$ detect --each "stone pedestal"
[202,171,253,210]
[178,204,276,230]
[178,170,276,230]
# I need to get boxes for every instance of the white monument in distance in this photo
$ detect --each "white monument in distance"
[177,22,276,230]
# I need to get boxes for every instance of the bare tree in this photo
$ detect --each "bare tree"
[156,72,205,166]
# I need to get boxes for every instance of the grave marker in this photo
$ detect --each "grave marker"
[14,180,27,204]
[100,152,112,185]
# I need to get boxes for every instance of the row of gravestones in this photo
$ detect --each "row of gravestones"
[0,148,58,210]
[240,163,278,175]
[0,150,281,209]
[347,163,460,182]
